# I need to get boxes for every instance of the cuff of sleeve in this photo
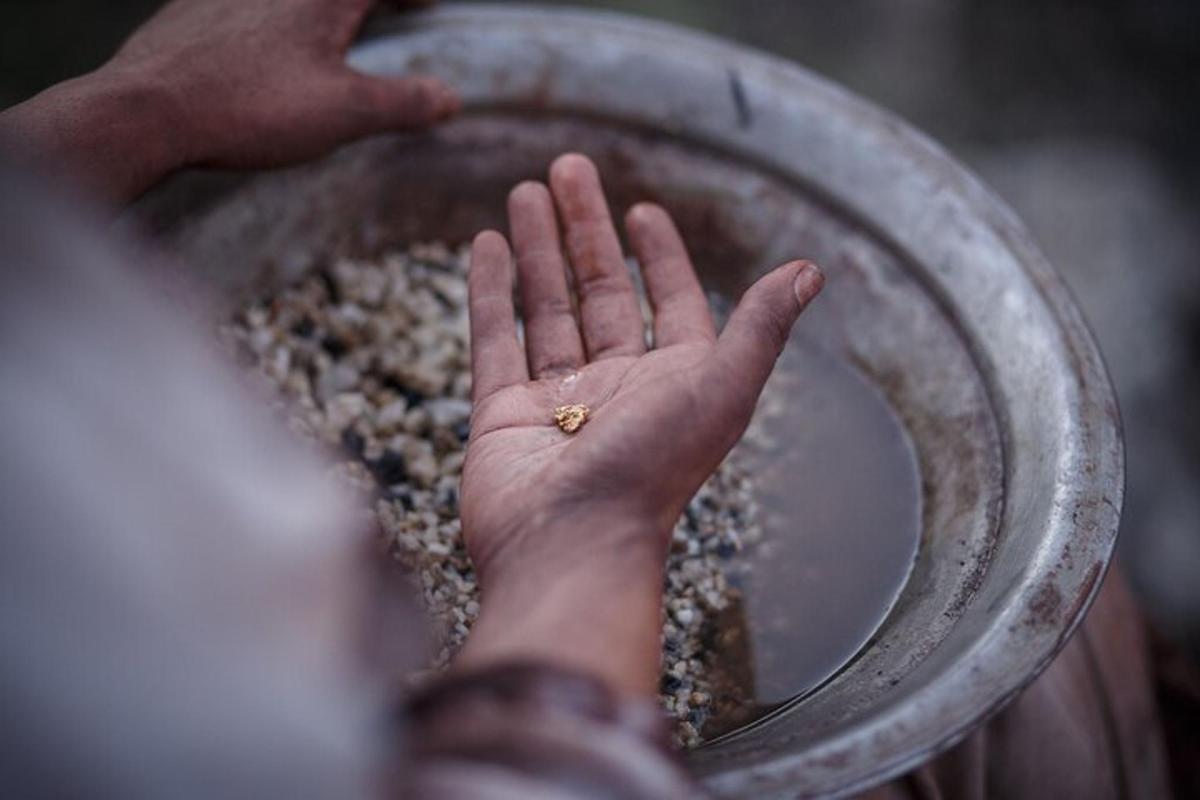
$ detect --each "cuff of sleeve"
[398,662,695,798]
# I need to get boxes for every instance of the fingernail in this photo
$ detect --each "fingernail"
[793,262,825,305]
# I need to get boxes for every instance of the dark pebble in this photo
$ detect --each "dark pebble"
[321,335,348,358]
[402,388,427,408]
[317,270,341,304]
[437,486,459,514]
[453,421,471,442]
[716,541,737,559]
[382,376,427,407]
[341,428,366,457]
[661,674,683,693]
[387,488,415,512]
[430,286,458,311]
[699,621,720,649]
[290,316,316,338]
[369,450,409,486]
[687,708,707,728]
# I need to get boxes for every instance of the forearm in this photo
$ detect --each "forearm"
[456,518,669,697]
[1,69,184,205]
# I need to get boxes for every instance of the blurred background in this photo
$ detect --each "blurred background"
[3,0,1198,651]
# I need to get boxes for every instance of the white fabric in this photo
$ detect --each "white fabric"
[0,170,376,799]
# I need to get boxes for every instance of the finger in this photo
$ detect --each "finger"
[468,231,528,402]
[713,261,824,401]
[339,74,460,135]
[548,153,647,360]
[508,181,587,378]
[625,202,716,348]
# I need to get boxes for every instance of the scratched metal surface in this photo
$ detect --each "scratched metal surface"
[131,5,1124,797]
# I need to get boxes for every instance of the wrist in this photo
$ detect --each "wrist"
[473,508,670,589]
[1,66,186,203]
[457,516,669,697]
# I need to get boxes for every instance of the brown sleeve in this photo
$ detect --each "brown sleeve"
[395,663,698,799]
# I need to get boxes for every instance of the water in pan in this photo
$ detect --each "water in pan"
[705,336,922,737]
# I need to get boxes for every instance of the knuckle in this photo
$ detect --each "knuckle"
[527,292,575,318]
[535,357,584,377]
[517,244,563,268]
[587,341,643,360]
[645,254,692,282]
[746,301,791,351]
[576,269,630,298]
[468,297,511,323]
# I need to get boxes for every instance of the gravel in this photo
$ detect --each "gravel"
[226,242,765,747]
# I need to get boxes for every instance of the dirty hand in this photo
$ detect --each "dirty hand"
[0,0,456,203]
[455,153,823,695]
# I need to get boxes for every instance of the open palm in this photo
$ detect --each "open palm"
[461,154,823,585]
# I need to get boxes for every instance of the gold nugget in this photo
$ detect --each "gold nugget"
[553,404,590,434]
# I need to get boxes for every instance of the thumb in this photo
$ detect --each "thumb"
[340,73,460,134]
[713,260,824,397]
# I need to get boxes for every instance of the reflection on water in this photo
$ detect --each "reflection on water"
[708,336,922,736]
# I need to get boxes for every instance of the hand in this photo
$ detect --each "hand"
[108,0,457,169]
[0,0,456,203]
[455,154,823,695]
